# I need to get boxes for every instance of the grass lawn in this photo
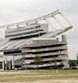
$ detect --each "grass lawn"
[0,70,78,83]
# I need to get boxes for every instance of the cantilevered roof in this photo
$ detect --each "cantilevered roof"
[0,10,72,33]
[0,10,72,51]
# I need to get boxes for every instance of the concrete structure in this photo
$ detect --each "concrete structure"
[0,10,72,70]
[20,36,69,69]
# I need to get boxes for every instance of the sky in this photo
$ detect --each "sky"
[0,0,78,59]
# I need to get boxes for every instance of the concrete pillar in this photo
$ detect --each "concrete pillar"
[56,38,59,42]
[2,59,4,70]
[62,35,67,42]
[12,55,15,70]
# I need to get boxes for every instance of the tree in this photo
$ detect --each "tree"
[77,56,78,60]
[69,60,77,67]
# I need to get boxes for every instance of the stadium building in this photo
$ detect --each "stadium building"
[0,10,72,70]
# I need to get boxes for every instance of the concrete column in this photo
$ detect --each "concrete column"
[2,59,4,70]
[62,35,67,42]
[12,55,15,70]
[56,38,59,42]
